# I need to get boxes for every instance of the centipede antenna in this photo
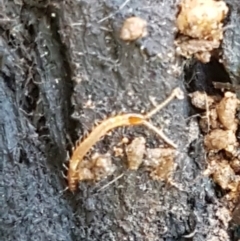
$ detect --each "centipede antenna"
[142,120,177,148]
[145,87,184,119]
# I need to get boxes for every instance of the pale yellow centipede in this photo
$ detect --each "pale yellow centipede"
[67,87,184,192]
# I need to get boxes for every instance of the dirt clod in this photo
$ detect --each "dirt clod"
[176,0,228,40]
[175,0,228,62]
[189,91,216,110]
[216,92,240,131]
[190,90,240,211]
[204,129,237,152]
[126,137,146,170]
[78,153,116,181]
[120,16,148,41]
[144,148,176,181]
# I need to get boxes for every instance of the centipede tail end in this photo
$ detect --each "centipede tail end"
[67,167,79,192]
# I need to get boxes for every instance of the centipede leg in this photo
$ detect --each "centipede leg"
[62,163,68,171]
[66,151,70,161]
[142,120,177,148]
[59,186,69,196]
[61,171,68,179]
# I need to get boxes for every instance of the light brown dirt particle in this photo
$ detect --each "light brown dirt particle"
[91,153,116,181]
[230,158,240,174]
[205,159,240,191]
[204,129,237,152]
[189,91,215,110]
[175,38,220,63]
[175,0,228,62]
[120,16,147,41]
[176,0,228,40]
[126,137,146,170]
[199,108,220,133]
[216,91,240,131]
[144,148,176,181]
[77,153,116,181]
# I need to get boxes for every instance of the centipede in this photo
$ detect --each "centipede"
[67,87,184,192]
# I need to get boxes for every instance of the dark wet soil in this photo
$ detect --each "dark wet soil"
[1,0,240,240]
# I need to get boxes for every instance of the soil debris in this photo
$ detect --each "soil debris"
[204,157,240,192]
[126,136,146,170]
[77,153,116,182]
[204,129,237,153]
[189,91,216,110]
[175,0,228,62]
[75,137,177,185]
[120,16,148,41]
[125,138,177,182]
[216,92,239,131]
[176,0,228,40]
[190,90,240,209]
[175,37,220,63]
[191,91,240,153]
[144,148,176,181]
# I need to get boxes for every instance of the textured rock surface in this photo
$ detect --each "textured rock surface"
[0,0,239,240]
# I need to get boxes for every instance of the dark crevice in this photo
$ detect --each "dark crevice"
[183,47,240,240]
[46,5,79,148]
[20,5,78,153]
[184,58,231,95]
